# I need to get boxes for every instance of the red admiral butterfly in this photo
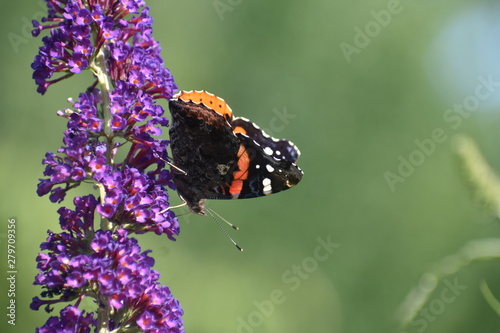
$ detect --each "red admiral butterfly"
[168,90,303,215]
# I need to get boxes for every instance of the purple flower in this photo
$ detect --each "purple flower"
[32,228,184,332]
[35,306,96,333]
[32,0,176,98]
[31,0,184,331]
[36,85,179,237]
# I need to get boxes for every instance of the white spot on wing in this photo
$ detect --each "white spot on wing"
[266,164,274,173]
[263,147,273,156]
[263,178,272,193]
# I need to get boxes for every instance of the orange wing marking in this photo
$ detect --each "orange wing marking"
[174,90,233,121]
[228,145,250,197]
[233,126,247,135]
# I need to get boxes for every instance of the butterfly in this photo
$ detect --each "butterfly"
[167,90,303,216]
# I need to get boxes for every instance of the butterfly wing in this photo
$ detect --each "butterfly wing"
[168,90,303,213]
[231,117,301,163]
[206,131,303,200]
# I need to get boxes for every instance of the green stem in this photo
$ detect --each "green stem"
[454,135,500,218]
[97,301,110,333]
[480,280,500,317]
[96,183,113,231]
[90,48,113,140]
[90,47,115,231]
[397,238,500,326]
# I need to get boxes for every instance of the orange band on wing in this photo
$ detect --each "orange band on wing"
[233,126,247,135]
[174,90,233,121]
[229,145,250,196]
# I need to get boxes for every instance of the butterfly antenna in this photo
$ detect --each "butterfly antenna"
[159,201,187,214]
[206,208,243,251]
[172,211,191,217]
[153,152,187,175]
[206,207,240,230]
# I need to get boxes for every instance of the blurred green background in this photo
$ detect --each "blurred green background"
[3,0,500,332]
